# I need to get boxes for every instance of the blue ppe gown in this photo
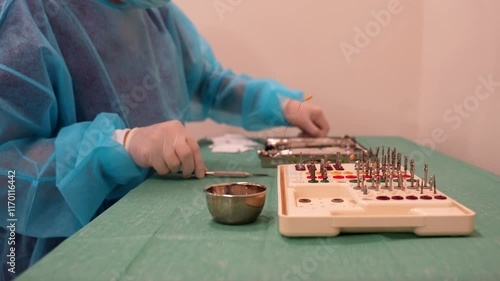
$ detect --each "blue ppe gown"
[0,0,303,279]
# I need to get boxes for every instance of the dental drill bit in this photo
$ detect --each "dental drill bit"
[404,156,408,175]
[381,156,387,183]
[320,158,325,171]
[397,170,405,190]
[295,152,305,170]
[433,175,437,194]
[397,153,402,171]
[355,160,361,189]
[384,167,389,188]
[429,175,434,193]
[362,177,367,195]
[410,159,415,187]
[424,164,428,188]
[386,147,391,165]
[389,166,394,191]
[391,148,397,168]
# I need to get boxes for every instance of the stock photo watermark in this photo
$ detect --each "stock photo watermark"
[6,170,17,275]
[57,115,116,172]
[339,0,406,64]
[409,74,499,164]
[111,66,170,119]
[281,238,339,281]
[212,0,244,20]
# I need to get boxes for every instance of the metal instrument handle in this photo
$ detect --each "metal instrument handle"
[206,171,252,178]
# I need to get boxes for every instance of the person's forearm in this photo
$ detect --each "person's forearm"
[0,113,148,238]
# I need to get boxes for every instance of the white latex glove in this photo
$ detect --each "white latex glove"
[124,120,206,178]
[283,100,330,137]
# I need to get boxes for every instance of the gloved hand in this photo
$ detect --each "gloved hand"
[124,120,206,178]
[283,100,330,137]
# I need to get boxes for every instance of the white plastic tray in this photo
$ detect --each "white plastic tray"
[277,164,475,236]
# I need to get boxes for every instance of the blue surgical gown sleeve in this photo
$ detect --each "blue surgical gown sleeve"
[0,2,148,278]
[162,5,304,130]
[0,2,305,279]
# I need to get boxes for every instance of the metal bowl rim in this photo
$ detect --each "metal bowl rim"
[204,182,268,198]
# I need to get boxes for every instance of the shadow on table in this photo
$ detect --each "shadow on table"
[207,214,275,233]
[278,229,482,247]
[381,229,482,240]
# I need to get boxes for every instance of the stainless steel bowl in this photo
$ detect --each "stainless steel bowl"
[204,182,268,225]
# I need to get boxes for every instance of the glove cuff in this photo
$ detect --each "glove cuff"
[123,128,139,152]
[112,128,132,148]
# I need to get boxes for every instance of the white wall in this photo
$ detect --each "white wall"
[418,0,500,175]
[176,0,499,175]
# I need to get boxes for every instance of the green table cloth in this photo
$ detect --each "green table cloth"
[17,137,500,281]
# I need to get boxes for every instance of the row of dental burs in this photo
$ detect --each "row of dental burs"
[295,151,346,182]
[295,146,438,195]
